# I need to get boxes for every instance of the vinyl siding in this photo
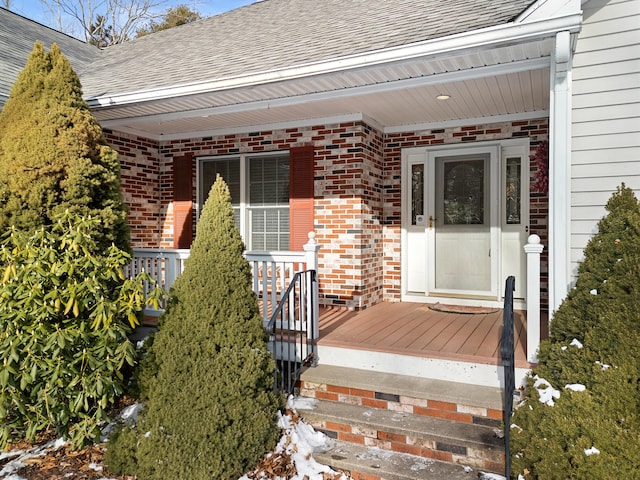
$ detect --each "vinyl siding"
[570,0,640,279]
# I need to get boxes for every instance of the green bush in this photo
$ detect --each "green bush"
[511,185,640,478]
[105,176,282,480]
[0,211,162,448]
[0,42,130,253]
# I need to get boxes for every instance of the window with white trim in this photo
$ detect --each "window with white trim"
[198,152,290,250]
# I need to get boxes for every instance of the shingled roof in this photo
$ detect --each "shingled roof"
[80,0,534,99]
[0,7,99,108]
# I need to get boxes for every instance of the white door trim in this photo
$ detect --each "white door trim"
[401,139,530,308]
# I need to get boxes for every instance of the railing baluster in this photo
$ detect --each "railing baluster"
[501,276,516,480]
[265,269,317,394]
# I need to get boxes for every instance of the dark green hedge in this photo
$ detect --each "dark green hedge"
[511,185,640,478]
[106,176,282,480]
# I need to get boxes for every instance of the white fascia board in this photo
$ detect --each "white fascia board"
[99,56,549,128]
[87,12,582,109]
[384,110,550,134]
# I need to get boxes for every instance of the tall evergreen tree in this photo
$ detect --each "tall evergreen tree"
[511,184,640,478]
[106,176,282,480]
[549,184,640,342]
[0,42,129,253]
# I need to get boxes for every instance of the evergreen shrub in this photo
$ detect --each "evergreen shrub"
[0,42,129,253]
[511,185,640,478]
[105,176,282,480]
[0,211,162,448]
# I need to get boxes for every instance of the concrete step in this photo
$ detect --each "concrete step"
[298,365,505,426]
[298,398,505,474]
[314,440,479,480]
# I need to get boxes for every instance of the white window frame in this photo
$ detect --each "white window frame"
[196,151,290,250]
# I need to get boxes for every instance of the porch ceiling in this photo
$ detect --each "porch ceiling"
[94,39,553,140]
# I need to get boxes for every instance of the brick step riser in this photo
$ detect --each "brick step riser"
[298,380,503,428]
[308,418,505,474]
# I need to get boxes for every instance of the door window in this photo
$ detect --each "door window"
[442,160,485,225]
[505,157,521,225]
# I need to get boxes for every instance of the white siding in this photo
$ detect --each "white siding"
[570,0,640,278]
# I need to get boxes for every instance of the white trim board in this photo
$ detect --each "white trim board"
[317,345,531,389]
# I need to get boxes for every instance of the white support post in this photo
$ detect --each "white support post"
[303,231,321,339]
[524,234,544,363]
[549,30,573,313]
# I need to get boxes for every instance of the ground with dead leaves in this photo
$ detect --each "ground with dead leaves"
[0,409,349,480]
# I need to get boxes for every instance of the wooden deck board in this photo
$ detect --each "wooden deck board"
[318,302,538,368]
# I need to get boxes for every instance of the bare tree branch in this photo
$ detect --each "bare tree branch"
[39,0,167,45]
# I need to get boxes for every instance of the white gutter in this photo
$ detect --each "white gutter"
[87,12,582,109]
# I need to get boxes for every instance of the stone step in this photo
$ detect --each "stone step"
[297,398,505,474]
[298,365,505,426]
[314,440,479,480]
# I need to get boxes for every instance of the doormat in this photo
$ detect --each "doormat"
[428,302,499,314]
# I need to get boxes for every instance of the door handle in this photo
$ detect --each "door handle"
[429,216,436,229]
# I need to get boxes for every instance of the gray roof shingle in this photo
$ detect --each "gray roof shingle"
[81,0,534,98]
[0,7,100,107]
[2,0,535,103]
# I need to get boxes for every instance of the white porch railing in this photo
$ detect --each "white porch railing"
[124,248,190,315]
[524,234,545,363]
[127,233,543,366]
[128,232,321,332]
[246,233,320,338]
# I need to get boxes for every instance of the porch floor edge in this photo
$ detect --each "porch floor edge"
[315,344,531,389]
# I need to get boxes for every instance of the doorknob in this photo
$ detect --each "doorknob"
[429,215,436,229]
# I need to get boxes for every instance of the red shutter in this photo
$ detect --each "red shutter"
[172,153,193,249]
[289,145,315,251]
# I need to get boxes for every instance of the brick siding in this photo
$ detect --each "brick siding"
[108,117,549,311]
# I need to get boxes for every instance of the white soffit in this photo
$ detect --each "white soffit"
[94,39,553,124]
[103,66,551,140]
[96,41,554,139]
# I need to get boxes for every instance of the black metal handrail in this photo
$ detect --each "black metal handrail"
[265,269,317,394]
[501,275,516,479]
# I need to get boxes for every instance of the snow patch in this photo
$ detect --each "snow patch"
[596,361,610,371]
[565,384,586,392]
[562,338,584,351]
[478,473,506,479]
[534,376,560,406]
[287,395,317,411]
[584,446,600,456]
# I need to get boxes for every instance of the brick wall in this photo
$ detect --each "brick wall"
[106,131,163,247]
[109,117,549,310]
[155,122,384,309]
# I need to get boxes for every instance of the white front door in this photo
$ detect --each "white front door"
[427,146,499,299]
[402,140,528,305]
[431,154,491,293]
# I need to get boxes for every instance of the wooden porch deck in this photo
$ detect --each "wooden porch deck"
[317,302,547,369]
